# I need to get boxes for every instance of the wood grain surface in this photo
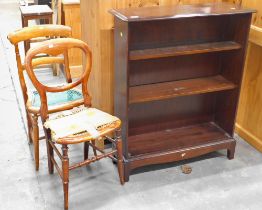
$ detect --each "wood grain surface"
[235,0,262,152]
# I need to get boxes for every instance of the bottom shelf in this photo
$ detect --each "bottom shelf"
[125,122,236,171]
[127,122,235,170]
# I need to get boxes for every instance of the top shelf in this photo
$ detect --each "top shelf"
[129,41,241,60]
[109,3,255,22]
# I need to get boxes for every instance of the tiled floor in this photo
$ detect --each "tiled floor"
[1,1,262,210]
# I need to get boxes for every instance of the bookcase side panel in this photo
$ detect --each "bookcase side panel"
[114,18,130,158]
[215,14,253,135]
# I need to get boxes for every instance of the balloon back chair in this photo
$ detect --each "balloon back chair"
[24,38,124,210]
[7,25,80,170]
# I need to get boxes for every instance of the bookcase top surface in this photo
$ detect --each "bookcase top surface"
[109,2,255,22]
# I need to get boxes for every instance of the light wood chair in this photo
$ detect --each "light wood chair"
[24,38,124,210]
[7,24,77,170]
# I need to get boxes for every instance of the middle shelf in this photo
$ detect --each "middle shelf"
[129,75,237,104]
[129,41,241,60]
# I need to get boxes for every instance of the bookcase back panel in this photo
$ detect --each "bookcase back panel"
[129,16,228,50]
[129,53,221,86]
[223,13,251,44]
[128,94,216,135]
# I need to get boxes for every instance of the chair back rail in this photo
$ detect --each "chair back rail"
[7,24,73,105]
[7,24,71,45]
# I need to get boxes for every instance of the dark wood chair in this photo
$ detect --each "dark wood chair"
[20,4,53,53]
[8,24,76,170]
[24,38,124,210]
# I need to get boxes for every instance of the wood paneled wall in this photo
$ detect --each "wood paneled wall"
[61,0,82,77]
[235,0,262,152]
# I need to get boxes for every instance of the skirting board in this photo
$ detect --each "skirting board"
[59,64,83,78]
[235,123,262,152]
[68,65,83,78]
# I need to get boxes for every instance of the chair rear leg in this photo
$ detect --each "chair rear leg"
[32,114,39,170]
[84,142,89,160]
[91,140,97,156]
[63,51,72,83]
[115,130,125,185]
[62,145,69,210]
[46,139,54,174]
[27,112,33,144]
[44,125,54,174]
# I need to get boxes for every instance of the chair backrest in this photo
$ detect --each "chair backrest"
[24,38,92,121]
[7,24,72,106]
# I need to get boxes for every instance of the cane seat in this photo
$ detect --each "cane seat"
[44,107,121,144]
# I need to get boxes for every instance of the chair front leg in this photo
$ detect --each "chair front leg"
[32,114,39,170]
[115,129,125,185]
[62,145,69,210]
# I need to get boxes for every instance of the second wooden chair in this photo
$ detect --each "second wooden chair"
[7,24,80,170]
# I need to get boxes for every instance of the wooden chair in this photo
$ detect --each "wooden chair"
[7,24,77,170]
[24,38,124,210]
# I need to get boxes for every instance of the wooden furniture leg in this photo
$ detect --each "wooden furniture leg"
[22,16,30,53]
[91,140,97,156]
[46,138,54,174]
[123,162,130,183]
[63,51,72,82]
[83,142,89,160]
[32,114,39,170]
[27,113,33,143]
[62,145,69,210]
[227,141,236,160]
[115,129,125,185]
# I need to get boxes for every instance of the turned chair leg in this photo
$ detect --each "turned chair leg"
[91,140,97,156]
[62,145,69,210]
[115,130,125,185]
[63,51,72,83]
[27,113,33,144]
[84,142,89,160]
[45,127,54,174]
[46,139,54,174]
[32,114,39,170]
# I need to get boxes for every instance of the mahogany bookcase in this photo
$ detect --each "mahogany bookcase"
[110,3,255,182]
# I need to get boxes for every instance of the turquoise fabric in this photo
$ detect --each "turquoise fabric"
[31,89,83,107]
